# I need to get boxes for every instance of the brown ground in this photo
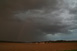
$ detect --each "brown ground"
[0,43,77,51]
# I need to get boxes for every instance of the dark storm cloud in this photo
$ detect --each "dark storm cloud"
[0,0,77,42]
[15,7,76,35]
[0,0,58,20]
[0,0,58,10]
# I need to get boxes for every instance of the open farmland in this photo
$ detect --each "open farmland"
[0,42,77,51]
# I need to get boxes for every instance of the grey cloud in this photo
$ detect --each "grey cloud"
[15,7,76,35]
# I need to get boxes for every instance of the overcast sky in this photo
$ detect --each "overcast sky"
[0,0,77,42]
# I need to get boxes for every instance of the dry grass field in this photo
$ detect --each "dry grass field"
[0,42,77,51]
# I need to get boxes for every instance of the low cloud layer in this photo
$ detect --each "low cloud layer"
[15,0,77,34]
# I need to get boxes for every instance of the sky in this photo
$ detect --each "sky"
[0,0,77,42]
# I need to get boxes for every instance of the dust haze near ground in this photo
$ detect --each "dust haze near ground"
[0,43,77,51]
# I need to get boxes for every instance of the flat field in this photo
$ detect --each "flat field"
[0,43,77,51]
